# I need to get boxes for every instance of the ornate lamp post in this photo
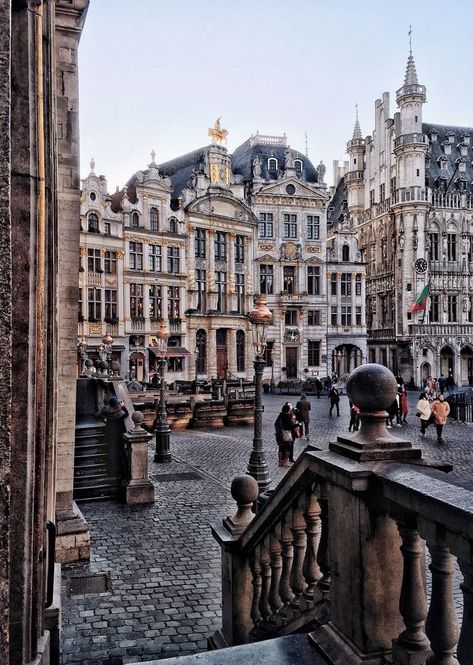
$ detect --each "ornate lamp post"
[247,294,273,493]
[270,346,275,393]
[154,322,172,463]
[194,346,199,394]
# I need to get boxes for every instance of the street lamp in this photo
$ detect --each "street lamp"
[270,346,275,394]
[247,294,273,493]
[154,322,172,463]
[194,346,199,394]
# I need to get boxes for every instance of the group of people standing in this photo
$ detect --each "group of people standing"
[416,391,450,443]
[274,394,311,467]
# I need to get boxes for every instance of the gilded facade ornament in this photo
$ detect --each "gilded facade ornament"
[208,117,228,144]
[88,323,103,336]
[117,250,125,259]
[80,246,87,256]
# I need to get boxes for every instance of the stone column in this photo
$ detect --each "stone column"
[228,232,236,312]
[121,412,155,504]
[227,328,237,376]
[53,0,91,563]
[336,272,342,326]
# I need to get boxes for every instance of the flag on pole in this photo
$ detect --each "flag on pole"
[410,283,430,313]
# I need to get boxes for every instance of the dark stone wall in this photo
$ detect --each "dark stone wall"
[0,2,12,663]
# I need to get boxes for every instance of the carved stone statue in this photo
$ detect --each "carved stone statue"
[316,160,326,183]
[252,157,262,178]
[284,148,293,170]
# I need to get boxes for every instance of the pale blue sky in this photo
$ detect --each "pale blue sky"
[79,0,473,191]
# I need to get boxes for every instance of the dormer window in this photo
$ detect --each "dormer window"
[458,160,467,173]
[88,213,99,233]
[430,130,438,143]
[89,192,96,201]
[267,157,278,172]
[342,245,350,262]
[442,142,452,156]
[294,159,303,174]
[169,217,178,234]
[438,155,448,170]
[462,133,470,146]
[131,212,140,227]
[447,132,455,144]
[150,207,159,231]
[460,145,468,158]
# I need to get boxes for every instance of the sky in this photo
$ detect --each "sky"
[78,0,473,191]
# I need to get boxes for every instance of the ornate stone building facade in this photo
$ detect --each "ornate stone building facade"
[330,50,473,386]
[79,129,330,385]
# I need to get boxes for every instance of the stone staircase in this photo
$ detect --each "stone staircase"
[73,420,120,501]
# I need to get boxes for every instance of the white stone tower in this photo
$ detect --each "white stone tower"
[346,107,366,223]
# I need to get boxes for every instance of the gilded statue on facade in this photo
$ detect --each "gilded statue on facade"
[208,117,228,144]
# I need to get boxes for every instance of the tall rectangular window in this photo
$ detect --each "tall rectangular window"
[236,273,245,314]
[88,288,101,321]
[283,266,295,294]
[331,306,337,326]
[148,245,162,272]
[260,264,274,294]
[104,222,111,236]
[235,235,245,263]
[88,248,102,272]
[104,289,117,321]
[430,294,439,322]
[236,330,245,372]
[167,247,180,274]
[285,309,297,326]
[196,269,206,312]
[308,310,320,326]
[355,274,362,295]
[149,207,159,231]
[214,231,226,260]
[447,234,457,261]
[331,273,337,295]
[129,241,143,270]
[341,306,352,326]
[307,215,320,240]
[130,283,143,318]
[429,233,439,261]
[379,183,385,202]
[168,286,180,320]
[283,214,297,239]
[308,341,321,366]
[215,271,227,313]
[341,273,352,296]
[448,294,457,322]
[149,285,162,320]
[195,228,206,258]
[307,266,320,295]
[104,250,117,274]
[356,306,362,326]
[258,213,273,238]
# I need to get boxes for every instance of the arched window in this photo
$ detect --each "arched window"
[169,217,178,233]
[196,329,207,374]
[131,212,140,227]
[268,157,278,172]
[88,213,99,233]
[294,159,303,174]
[236,330,245,372]
[150,207,159,230]
[342,244,350,262]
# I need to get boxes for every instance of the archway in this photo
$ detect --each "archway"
[421,362,431,386]
[439,346,454,382]
[460,346,473,386]
[332,344,363,380]
[129,351,145,382]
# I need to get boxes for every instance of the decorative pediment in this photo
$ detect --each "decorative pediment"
[305,256,323,265]
[256,177,328,200]
[256,253,277,262]
[188,193,255,222]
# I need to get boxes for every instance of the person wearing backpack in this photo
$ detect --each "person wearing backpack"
[274,403,297,467]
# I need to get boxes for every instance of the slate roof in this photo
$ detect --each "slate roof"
[158,147,208,200]
[231,138,318,184]
[423,122,473,191]
[327,177,347,227]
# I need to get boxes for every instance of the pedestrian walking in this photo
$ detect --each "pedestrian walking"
[274,403,297,467]
[400,386,408,423]
[446,371,455,392]
[416,392,432,436]
[295,393,311,440]
[438,374,447,394]
[348,402,360,431]
[430,394,450,444]
[314,377,323,399]
[285,402,299,462]
[329,385,340,417]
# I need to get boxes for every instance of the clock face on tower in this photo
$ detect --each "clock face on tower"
[414,258,427,274]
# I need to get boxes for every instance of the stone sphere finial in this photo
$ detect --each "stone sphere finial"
[111,360,121,374]
[85,359,94,368]
[99,360,108,371]
[346,363,397,413]
[231,475,259,505]
[132,410,144,430]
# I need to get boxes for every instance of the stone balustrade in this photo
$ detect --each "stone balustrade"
[211,364,473,664]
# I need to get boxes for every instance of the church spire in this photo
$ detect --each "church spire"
[352,103,362,140]
[404,24,418,85]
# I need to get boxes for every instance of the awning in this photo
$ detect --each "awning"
[148,346,191,358]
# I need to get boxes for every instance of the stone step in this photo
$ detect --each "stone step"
[137,635,330,665]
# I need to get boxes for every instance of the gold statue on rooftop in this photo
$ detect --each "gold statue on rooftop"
[208,117,228,145]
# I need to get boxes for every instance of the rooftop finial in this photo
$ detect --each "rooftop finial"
[408,23,412,55]
[90,157,95,173]
[150,149,156,164]
[352,103,362,140]
[208,117,228,145]
[305,130,309,157]
[403,25,419,85]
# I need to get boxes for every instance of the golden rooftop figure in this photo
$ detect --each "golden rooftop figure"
[208,117,228,144]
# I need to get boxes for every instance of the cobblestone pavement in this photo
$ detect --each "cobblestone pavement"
[61,391,472,664]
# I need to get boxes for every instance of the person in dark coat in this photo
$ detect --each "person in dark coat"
[101,396,129,477]
[295,393,311,440]
[274,404,297,467]
[314,378,323,399]
[329,385,340,416]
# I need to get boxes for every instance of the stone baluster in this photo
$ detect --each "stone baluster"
[425,544,460,665]
[317,496,331,594]
[301,486,322,609]
[250,546,262,632]
[278,508,295,618]
[268,524,283,622]
[290,495,308,612]
[392,526,430,662]
[457,560,473,664]
[258,537,272,628]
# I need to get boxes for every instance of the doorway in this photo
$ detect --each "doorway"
[285,347,298,379]
[216,329,228,379]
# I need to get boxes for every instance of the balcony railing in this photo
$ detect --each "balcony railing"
[368,327,394,339]
[393,133,428,149]
[212,366,472,663]
[392,186,429,204]
[278,292,308,305]
[169,319,182,333]
[87,271,103,286]
[409,323,473,337]
[344,170,364,183]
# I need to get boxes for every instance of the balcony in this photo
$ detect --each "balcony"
[432,191,473,210]
[368,327,394,339]
[130,317,145,332]
[169,318,182,333]
[393,133,428,150]
[429,259,464,274]
[409,323,473,337]
[344,170,364,183]
[392,186,429,205]
[87,271,103,286]
[278,291,308,306]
